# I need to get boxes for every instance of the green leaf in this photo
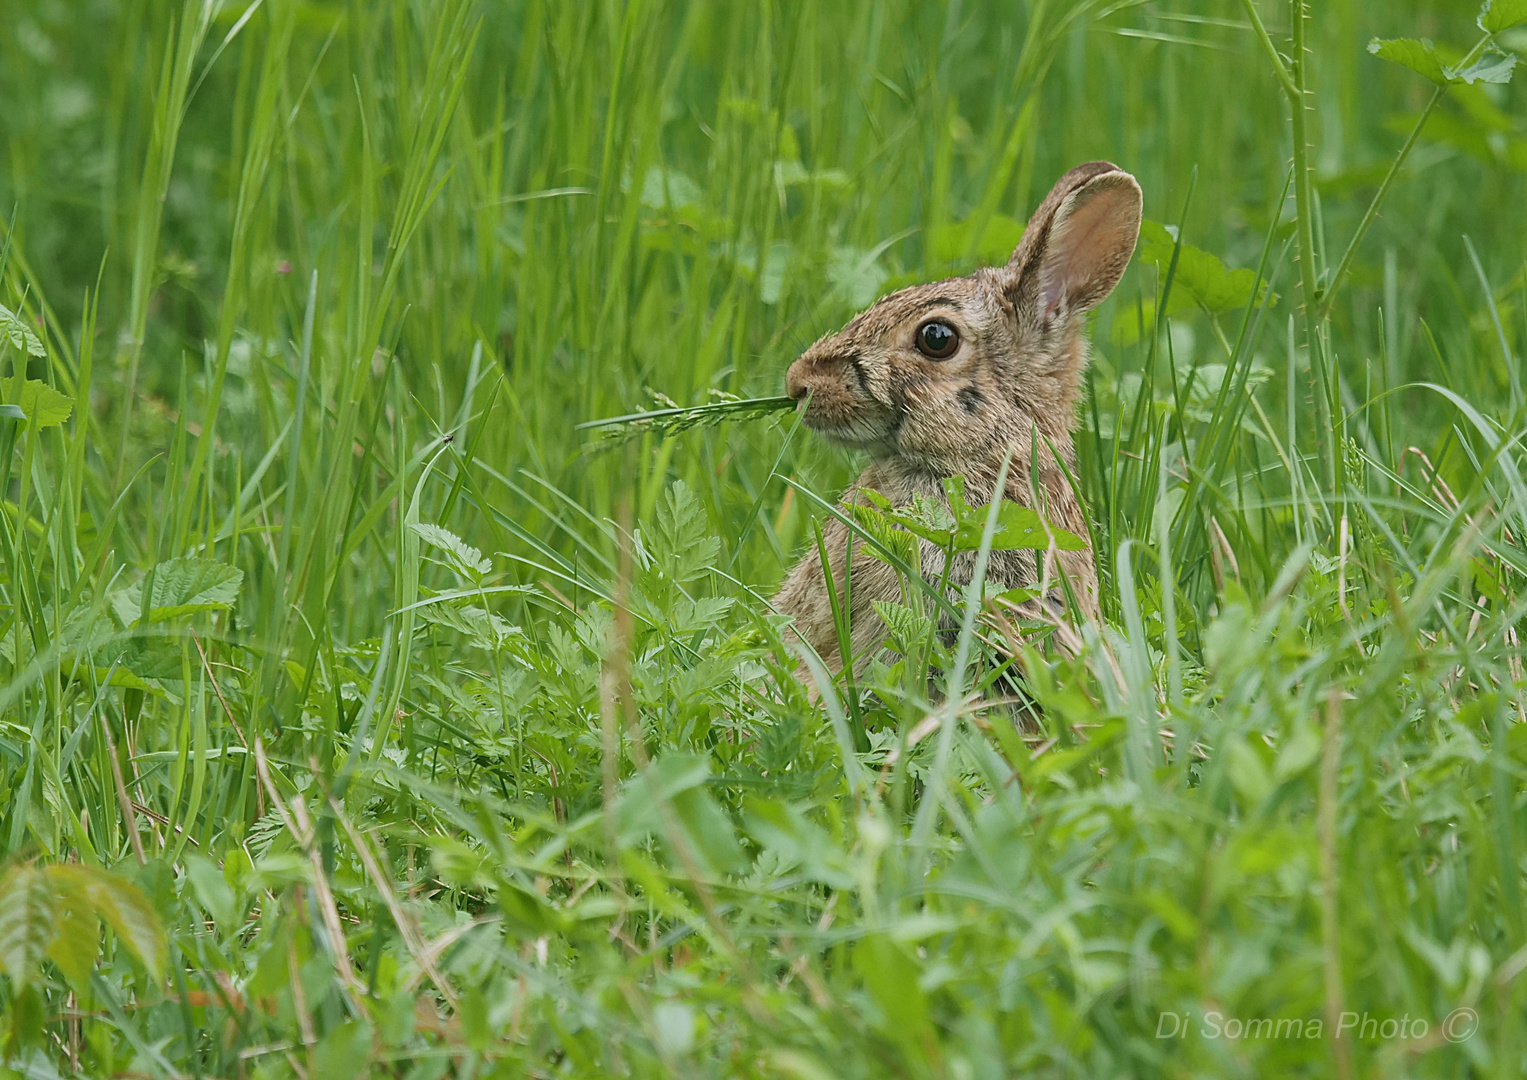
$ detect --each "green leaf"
[417,603,521,651]
[410,522,492,579]
[617,753,744,876]
[457,986,491,1052]
[313,1019,373,1080]
[853,933,929,1040]
[1481,0,1527,33]
[111,557,243,625]
[617,754,711,842]
[872,599,928,653]
[1452,47,1518,84]
[0,865,54,987]
[669,594,735,634]
[0,403,25,420]
[1368,38,1516,85]
[45,902,100,990]
[185,854,236,929]
[1093,363,1275,439]
[60,656,160,693]
[743,798,854,888]
[652,1001,697,1056]
[941,476,1087,552]
[1274,722,1324,783]
[972,496,1088,554]
[497,879,567,936]
[1,379,73,428]
[49,865,165,980]
[848,496,919,568]
[0,303,45,357]
[1135,221,1272,313]
[855,480,1084,553]
[827,245,889,308]
[638,165,702,209]
[650,479,721,585]
[1369,38,1450,84]
[1225,737,1273,808]
[928,212,1026,266]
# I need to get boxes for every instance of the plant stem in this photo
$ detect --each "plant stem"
[1320,688,1352,1080]
[1237,0,1298,99]
[1285,0,1337,496]
[1318,32,1494,321]
[1316,86,1443,322]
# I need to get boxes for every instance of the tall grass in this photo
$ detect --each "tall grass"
[1,0,1525,1076]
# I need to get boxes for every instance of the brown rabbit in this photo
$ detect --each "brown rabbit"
[773,161,1142,679]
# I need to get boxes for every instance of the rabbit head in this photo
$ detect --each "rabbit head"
[784,161,1142,475]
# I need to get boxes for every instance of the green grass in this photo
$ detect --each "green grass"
[2,0,1527,1076]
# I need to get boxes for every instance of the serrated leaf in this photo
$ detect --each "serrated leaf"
[940,477,1087,552]
[48,865,165,980]
[418,603,521,650]
[0,303,45,357]
[1369,38,1450,84]
[872,599,928,651]
[1136,222,1272,313]
[652,479,720,585]
[849,499,920,570]
[743,798,854,888]
[670,594,735,634]
[1370,36,1517,84]
[855,481,1084,554]
[410,522,492,579]
[2,379,73,428]
[1482,0,1527,33]
[0,865,54,987]
[111,557,243,625]
[116,636,189,680]
[1452,47,1518,84]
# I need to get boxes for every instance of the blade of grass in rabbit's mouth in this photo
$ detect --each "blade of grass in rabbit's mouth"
[577,395,797,442]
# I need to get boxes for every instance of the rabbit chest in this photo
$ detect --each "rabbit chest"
[773,454,1098,679]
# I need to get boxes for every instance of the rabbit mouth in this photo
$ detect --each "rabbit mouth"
[800,411,896,450]
[792,384,898,449]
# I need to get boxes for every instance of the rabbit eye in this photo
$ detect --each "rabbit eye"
[915,320,959,359]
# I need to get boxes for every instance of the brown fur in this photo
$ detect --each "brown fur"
[773,162,1143,677]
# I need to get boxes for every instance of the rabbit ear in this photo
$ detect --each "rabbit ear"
[1003,162,1142,326]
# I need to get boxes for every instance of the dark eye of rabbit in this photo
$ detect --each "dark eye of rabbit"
[915,319,959,359]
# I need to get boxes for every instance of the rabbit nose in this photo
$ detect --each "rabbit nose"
[786,362,810,401]
[787,351,852,401]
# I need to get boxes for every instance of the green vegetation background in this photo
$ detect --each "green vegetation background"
[1,0,1526,1077]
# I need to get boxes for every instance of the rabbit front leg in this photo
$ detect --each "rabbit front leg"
[772,510,904,684]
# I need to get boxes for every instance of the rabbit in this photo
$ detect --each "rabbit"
[772,161,1142,681]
